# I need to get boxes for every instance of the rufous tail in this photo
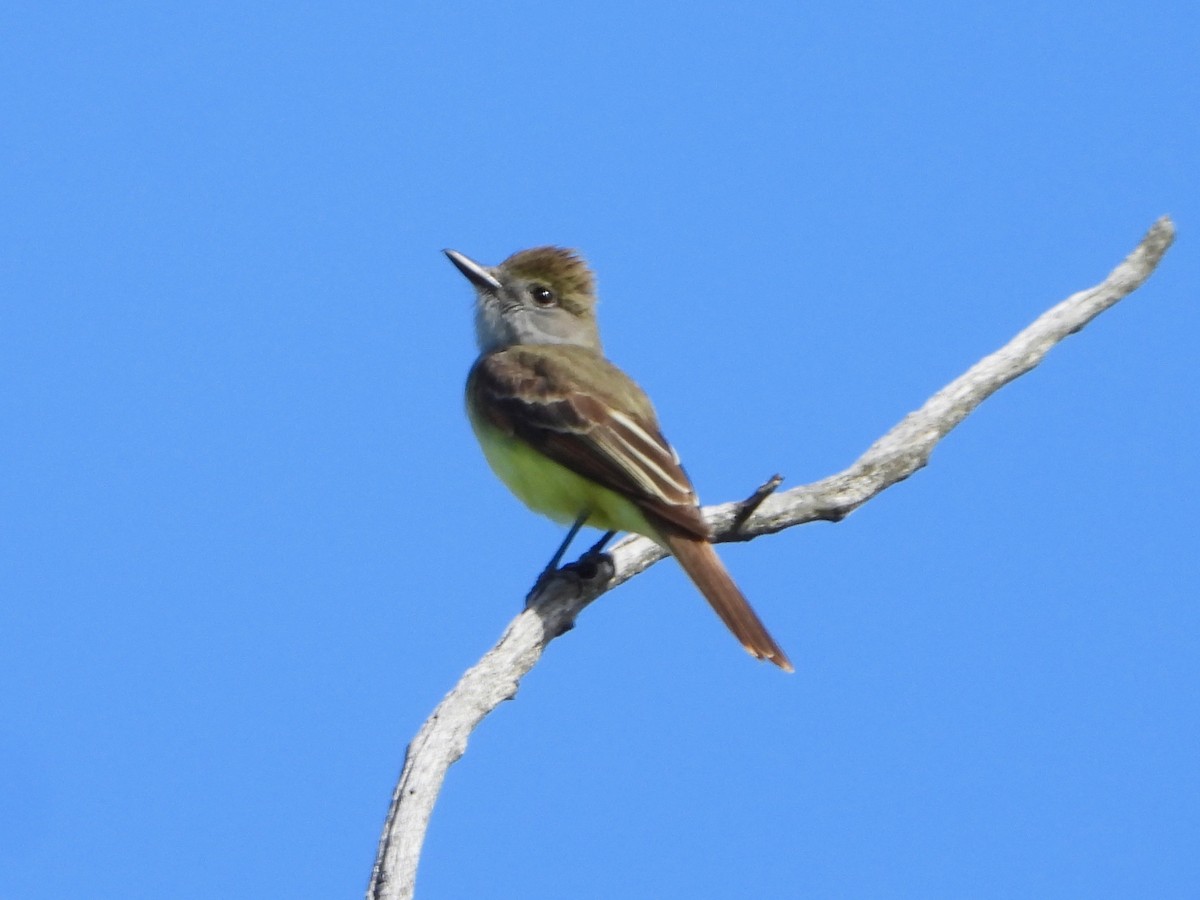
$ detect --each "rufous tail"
[660,531,793,672]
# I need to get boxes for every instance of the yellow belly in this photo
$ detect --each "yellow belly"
[470,414,655,538]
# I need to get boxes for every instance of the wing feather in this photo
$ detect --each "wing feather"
[469,347,708,537]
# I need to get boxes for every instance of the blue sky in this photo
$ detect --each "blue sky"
[3,2,1197,898]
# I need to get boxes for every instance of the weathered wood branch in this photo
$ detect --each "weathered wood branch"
[367,217,1175,900]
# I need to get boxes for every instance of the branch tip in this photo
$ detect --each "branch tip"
[730,474,785,532]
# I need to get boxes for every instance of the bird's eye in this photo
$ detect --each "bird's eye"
[529,284,557,307]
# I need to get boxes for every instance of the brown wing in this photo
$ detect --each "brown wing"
[470,345,793,671]
[468,346,709,537]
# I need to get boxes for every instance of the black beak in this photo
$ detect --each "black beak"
[443,249,502,291]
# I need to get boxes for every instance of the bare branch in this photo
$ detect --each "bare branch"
[367,217,1175,900]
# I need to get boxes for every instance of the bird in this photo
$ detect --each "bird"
[446,245,792,671]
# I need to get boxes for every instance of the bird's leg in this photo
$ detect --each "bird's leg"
[545,512,590,573]
[584,530,617,557]
[569,529,617,581]
[526,511,589,605]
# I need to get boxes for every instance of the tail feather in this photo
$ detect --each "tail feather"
[660,531,793,672]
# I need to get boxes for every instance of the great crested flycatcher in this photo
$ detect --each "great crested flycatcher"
[446,246,792,671]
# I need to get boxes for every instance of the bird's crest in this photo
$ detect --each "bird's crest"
[502,246,596,299]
